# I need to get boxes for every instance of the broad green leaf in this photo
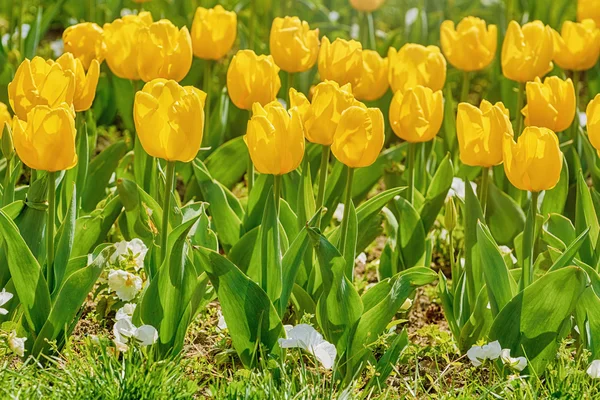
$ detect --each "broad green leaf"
[486,182,525,246]
[71,195,123,258]
[366,330,409,392]
[463,178,484,306]
[393,196,426,270]
[419,153,453,232]
[82,140,128,212]
[259,187,282,310]
[458,286,492,352]
[296,159,316,231]
[541,157,569,215]
[205,136,248,189]
[53,184,77,294]
[575,170,600,265]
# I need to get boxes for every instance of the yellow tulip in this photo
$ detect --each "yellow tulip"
[191,5,237,60]
[440,17,497,72]
[501,20,554,83]
[134,79,206,162]
[586,94,600,155]
[244,101,305,175]
[103,12,153,80]
[331,104,384,168]
[552,19,600,71]
[62,22,106,71]
[578,0,600,27]
[52,53,100,112]
[349,0,385,11]
[0,103,11,138]
[389,85,443,143]
[12,105,77,172]
[456,100,513,167]
[388,44,446,93]
[227,50,281,110]
[318,37,363,86]
[289,80,355,145]
[8,57,75,120]
[502,126,562,192]
[270,16,319,73]
[137,19,192,83]
[353,50,389,101]
[521,76,575,133]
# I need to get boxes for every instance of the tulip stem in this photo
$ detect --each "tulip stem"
[367,12,376,50]
[479,167,490,216]
[47,171,56,284]
[203,60,212,146]
[571,70,580,145]
[285,72,295,107]
[407,142,416,204]
[161,161,176,264]
[315,145,330,227]
[247,111,255,193]
[460,71,471,103]
[514,82,525,139]
[273,174,282,217]
[522,190,539,290]
[249,0,256,50]
[339,167,355,279]
[3,157,12,207]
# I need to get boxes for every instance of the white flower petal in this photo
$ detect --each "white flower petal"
[8,331,26,357]
[134,325,158,346]
[278,324,336,369]
[587,360,600,379]
[116,303,137,321]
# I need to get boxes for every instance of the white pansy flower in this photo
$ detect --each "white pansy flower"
[116,303,137,321]
[466,340,501,367]
[108,270,143,301]
[7,331,26,357]
[587,360,600,379]
[500,349,527,372]
[0,288,14,315]
[113,317,158,351]
[278,324,337,369]
[110,239,148,271]
[217,310,227,331]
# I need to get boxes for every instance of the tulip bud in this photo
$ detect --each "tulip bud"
[521,76,575,133]
[388,44,446,94]
[457,100,513,167]
[502,126,563,192]
[62,22,106,71]
[353,50,389,101]
[103,12,153,80]
[318,37,363,87]
[2,122,14,161]
[349,0,385,11]
[270,17,320,73]
[331,104,384,168]
[12,105,77,172]
[137,20,193,82]
[134,79,206,162]
[53,52,100,112]
[389,85,443,143]
[586,94,600,156]
[8,57,75,120]
[244,101,305,175]
[227,50,281,110]
[191,6,237,61]
[578,0,600,28]
[289,81,355,145]
[552,19,600,71]
[445,196,457,232]
[501,20,554,83]
[440,17,497,72]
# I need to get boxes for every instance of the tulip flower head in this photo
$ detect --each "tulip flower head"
[388,43,446,94]
[137,19,193,82]
[389,85,444,143]
[522,76,576,133]
[586,94,600,156]
[103,12,153,80]
[270,16,320,73]
[8,57,75,120]
[0,103,11,138]
[502,126,562,192]
[62,22,106,70]
[552,19,600,71]
[457,100,513,167]
[502,20,554,83]
[244,101,305,175]
[349,0,385,12]
[440,17,497,72]
[353,50,389,101]
[12,105,77,172]
[52,52,100,112]
[318,37,363,87]
[331,104,384,168]
[227,50,281,110]
[191,5,237,60]
[289,80,355,145]
[134,79,206,163]
[578,0,600,27]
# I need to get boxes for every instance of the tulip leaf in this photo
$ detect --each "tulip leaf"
[366,329,409,392]
[419,153,453,233]
[458,286,493,352]
[296,159,316,231]
[52,183,77,294]
[575,287,600,359]
[352,144,407,204]
[489,267,587,374]
[205,136,248,189]
[193,246,284,368]
[541,157,569,216]
[575,169,600,266]
[437,272,460,339]
[111,76,135,132]
[463,178,485,306]
[486,182,526,246]
[71,195,123,258]
[393,196,426,271]
[321,161,347,229]
[259,186,282,310]
[244,174,273,232]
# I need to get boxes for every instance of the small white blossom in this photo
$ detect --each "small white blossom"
[467,340,501,367]
[355,252,367,265]
[116,303,137,321]
[279,324,336,369]
[333,204,345,222]
[110,239,148,271]
[108,270,143,301]
[7,331,26,357]
[499,246,518,264]
[500,349,527,372]
[113,317,158,352]
[217,310,227,331]
[587,360,600,379]
[447,178,477,201]
[0,288,14,315]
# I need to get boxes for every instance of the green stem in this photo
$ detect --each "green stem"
[460,71,471,103]
[203,60,212,148]
[285,72,295,107]
[449,230,458,295]
[315,145,330,227]
[339,167,355,264]
[480,167,490,216]
[47,171,56,282]
[514,82,526,139]
[3,157,12,206]
[407,143,416,204]
[161,161,176,263]
[17,0,24,58]
[367,12,376,50]
[273,174,282,216]
[246,111,254,193]
[572,70,580,144]
[249,0,256,50]
[522,191,539,290]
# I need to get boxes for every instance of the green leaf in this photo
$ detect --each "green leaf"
[547,228,589,272]
[205,137,249,189]
[53,183,77,294]
[393,196,426,270]
[366,330,409,392]
[82,140,128,212]
[458,286,492,352]
[463,178,484,306]
[244,174,273,232]
[541,157,569,215]
[419,154,453,232]
[296,160,316,231]
[71,195,123,258]
[259,186,282,310]
[486,182,525,246]
[575,169,600,265]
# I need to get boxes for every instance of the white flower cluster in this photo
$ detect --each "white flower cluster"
[278,324,337,369]
[467,340,527,372]
[112,303,158,352]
